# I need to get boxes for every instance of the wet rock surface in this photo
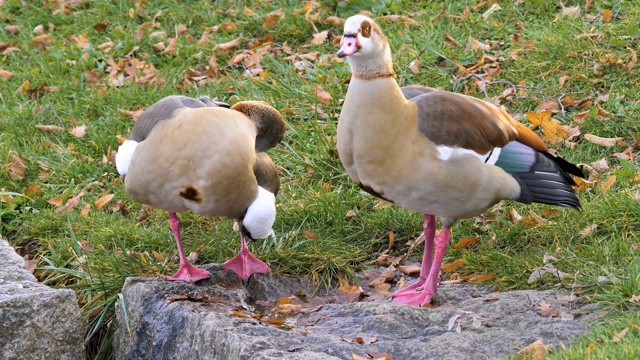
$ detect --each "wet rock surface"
[114,264,599,360]
[0,238,85,360]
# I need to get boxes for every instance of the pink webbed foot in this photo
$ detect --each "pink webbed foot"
[165,262,211,282]
[222,227,269,281]
[221,249,269,281]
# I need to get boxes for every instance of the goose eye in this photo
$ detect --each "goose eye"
[360,20,372,38]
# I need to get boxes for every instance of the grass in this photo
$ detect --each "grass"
[1,0,639,359]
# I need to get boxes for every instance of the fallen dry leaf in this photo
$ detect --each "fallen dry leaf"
[337,284,364,303]
[466,37,490,52]
[214,36,243,51]
[442,259,466,273]
[118,108,145,122]
[398,265,421,276]
[94,194,115,209]
[468,273,495,283]
[579,224,598,239]
[80,203,91,217]
[310,30,328,45]
[36,124,65,133]
[377,15,419,27]
[583,134,623,147]
[453,236,480,250]
[516,339,551,359]
[601,9,613,23]
[613,327,629,342]
[600,175,616,192]
[324,16,344,26]
[4,25,20,34]
[536,300,559,318]
[264,9,284,28]
[68,125,86,138]
[6,154,27,180]
[314,85,333,105]
[0,69,13,81]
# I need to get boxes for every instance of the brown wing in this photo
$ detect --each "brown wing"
[401,85,439,100]
[411,91,526,154]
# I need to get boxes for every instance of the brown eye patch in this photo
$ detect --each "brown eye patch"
[360,20,372,38]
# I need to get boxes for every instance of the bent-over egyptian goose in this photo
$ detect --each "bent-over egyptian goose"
[116,95,285,282]
[336,15,584,306]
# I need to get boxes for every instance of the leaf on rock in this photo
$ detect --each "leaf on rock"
[453,236,479,249]
[536,300,559,318]
[398,265,420,276]
[336,284,364,303]
[516,339,551,359]
[468,273,495,283]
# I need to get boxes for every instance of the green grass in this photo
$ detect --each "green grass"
[1,0,639,359]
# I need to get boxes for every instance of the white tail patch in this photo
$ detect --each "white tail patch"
[242,186,276,239]
[115,140,139,175]
[437,145,502,165]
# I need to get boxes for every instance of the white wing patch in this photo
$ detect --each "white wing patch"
[242,186,276,239]
[436,145,502,165]
[115,140,139,175]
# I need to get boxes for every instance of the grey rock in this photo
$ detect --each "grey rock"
[0,238,85,360]
[115,265,599,360]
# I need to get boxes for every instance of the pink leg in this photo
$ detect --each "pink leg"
[221,220,269,281]
[390,215,436,296]
[392,223,452,307]
[165,213,211,282]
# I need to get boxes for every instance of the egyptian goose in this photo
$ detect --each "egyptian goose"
[116,95,285,282]
[336,15,584,306]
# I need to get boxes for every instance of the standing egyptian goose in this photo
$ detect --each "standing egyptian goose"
[336,15,584,307]
[116,95,285,282]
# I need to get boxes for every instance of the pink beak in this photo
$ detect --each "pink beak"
[337,35,358,58]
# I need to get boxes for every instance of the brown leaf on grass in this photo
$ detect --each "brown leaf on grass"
[444,33,462,48]
[23,183,41,198]
[579,224,598,239]
[536,300,559,318]
[36,124,65,132]
[537,99,560,114]
[324,16,344,26]
[465,37,490,52]
[310,30,329,45]
[55,191,84,215]
[453,236,479,250]
[314,85,333,105]
[516,339,551,359]
[6,154,27,180]
[526,111,568,144]
[600,175,616,192]
[94,194,115,209]
[595,105,614,118]
[214,36,243,51]
[627,47,637,72]
[220,22,237,33]
[163,38,178,55]
[468,273,495,283]
[31,34,51,49]
[408,60,421,74]
[337,284,364,303]
[264,9,284,28]
[573,109,590,123]
[377,15,419,27]
[303,230,318,240]
[48,198,63,207]
[583,134,623,147]
[68,125,86,138]
[560,5,581,18]
[118,108,145,122]
[94,20,109,31]
[80,203,91,217]
[97,41,114,52]
[601,9,613,23]
[613,327,629,342]
[442,259,466,273]
[5,25,20,34]
[0,69,13,81]
[630,295,640,302]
